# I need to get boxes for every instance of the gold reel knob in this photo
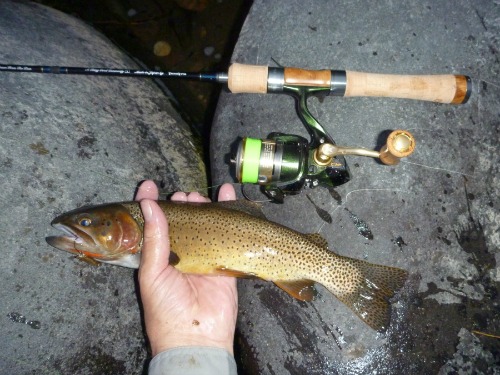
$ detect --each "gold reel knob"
[379,130,416,165]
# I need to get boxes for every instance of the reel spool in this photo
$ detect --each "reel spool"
[235,135,307,185]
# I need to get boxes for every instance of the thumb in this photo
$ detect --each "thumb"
[139,199,170,277]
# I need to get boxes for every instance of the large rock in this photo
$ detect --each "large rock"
[211,1,500,374]
[0,1,205,373]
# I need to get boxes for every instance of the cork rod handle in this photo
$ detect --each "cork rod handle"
[228,63,269,94]
[345,71,470,104]
[227,63,471,104]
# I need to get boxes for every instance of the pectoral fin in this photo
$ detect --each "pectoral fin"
[214,267,259,279]
[274,279,317,301]
[75,254,101,266]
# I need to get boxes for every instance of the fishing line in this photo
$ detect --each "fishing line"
[477,78,500,89]
[375,77,494,179]
[157,182,244,198]
[400,160,475,177]
[314,75,487,235]
[471,330,500,339]
[157,182,275,203]
[316,188,410,235]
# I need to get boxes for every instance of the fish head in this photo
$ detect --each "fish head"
[46,203,142,265]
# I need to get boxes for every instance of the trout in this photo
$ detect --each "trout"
[46,200,407,331]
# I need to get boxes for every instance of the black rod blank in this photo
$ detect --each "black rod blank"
[0,63,227,83]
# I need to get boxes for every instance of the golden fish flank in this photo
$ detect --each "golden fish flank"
[47,200,408,332]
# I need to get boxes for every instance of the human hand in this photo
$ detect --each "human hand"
[136,181,238,356]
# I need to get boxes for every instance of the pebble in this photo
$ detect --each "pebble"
[203,46,215,56]
[154,41,172,57]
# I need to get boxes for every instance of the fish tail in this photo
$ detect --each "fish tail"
[324,255,408,332]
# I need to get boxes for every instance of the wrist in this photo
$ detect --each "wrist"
[150,333,234,357]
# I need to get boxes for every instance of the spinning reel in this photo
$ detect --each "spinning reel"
[228,64,423,202]
[233,129,415,203]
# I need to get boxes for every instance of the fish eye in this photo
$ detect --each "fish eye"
[79,218,92,227]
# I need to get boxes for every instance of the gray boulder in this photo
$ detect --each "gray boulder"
[211,1,500,374]
[0,1,205,373]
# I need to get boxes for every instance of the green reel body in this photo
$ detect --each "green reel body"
[235,133,350,202]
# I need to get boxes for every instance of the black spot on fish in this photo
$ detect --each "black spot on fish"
[345,208,373,240]
[169,251,180,266]
[306,195,332,224]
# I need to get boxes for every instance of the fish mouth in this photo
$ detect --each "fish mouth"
[46,223,97,256]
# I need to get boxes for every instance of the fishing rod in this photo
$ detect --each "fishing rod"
[1,62,472,202]
[0,62,471,103]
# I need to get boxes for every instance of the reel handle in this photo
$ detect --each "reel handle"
[313,129,415,165]
[227,63,471,104]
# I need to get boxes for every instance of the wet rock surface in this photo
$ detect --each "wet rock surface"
[211,1,499,373]
[0,1,205,374]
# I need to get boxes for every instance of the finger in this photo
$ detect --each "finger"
[170,192,187,202]
[139,199,170,277]
[135,180,159,201]
[218,183,236,202]
[186,192,211,203]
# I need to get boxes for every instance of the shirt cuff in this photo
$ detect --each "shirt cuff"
[148,346,237,375]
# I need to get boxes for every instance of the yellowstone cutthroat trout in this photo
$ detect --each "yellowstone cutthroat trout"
[46,200,407,331]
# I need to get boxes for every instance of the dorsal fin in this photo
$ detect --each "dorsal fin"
[304,233,329,249]
[274,279,317,301]
[215,200,266,219]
